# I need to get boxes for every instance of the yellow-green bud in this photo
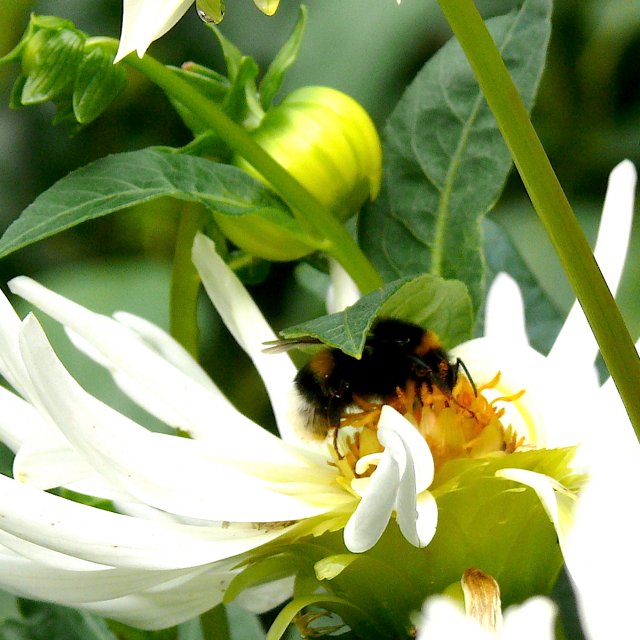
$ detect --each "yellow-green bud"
[219,86,382,261]
[239,86,382,222]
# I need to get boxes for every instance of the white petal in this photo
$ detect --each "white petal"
[418,596,493,639]
[0,546,203,605]
[564,410,640,640]
[484,273,528,346]
[0,473,295,570]
[378,405,434,492]
[0,529,108,571]
[10,277,309,468]
[343,452,398,553]
[18,315,332,522]
[549,160,637,369]
[0,385,50,451]
[326,258,361,313]
[377,407,437,547]
[192,234,301,444]
[502,597,557,640]
[82,566,235,629]
[115,0,194,62]
[0,288,36,401]
[495,468,576,550]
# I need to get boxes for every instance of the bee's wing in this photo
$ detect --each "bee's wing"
[261,336,324,354]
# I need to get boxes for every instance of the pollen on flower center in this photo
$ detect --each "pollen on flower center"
[328,372,525,481]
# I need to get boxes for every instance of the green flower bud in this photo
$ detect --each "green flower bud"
[219,86,381,261]
[21,25,85,104]
[237,85,382,222]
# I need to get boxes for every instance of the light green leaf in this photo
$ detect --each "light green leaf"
[359,0,551,312]
[259,5,308,110]
[0,149,297,258]
[280,273,473,357]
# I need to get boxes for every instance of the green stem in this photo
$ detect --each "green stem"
[436,0,640,437]
[121,51,383,294]
[170,203,207,357]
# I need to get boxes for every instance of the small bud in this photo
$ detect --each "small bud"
[461,568,503,634]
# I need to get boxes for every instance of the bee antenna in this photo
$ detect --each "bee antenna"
[455,358,477,397]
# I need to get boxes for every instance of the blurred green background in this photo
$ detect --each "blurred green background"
[0,0,639,430]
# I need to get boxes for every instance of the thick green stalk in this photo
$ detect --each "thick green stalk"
[170,203,207,358]
[123,52,383,294]
[436,0,640,437]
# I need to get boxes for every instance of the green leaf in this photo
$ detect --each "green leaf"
[73,46,127,124]
[22,28,86,104]
[259,5,308,110]
[359,0,551,312]
[0,149,297,259]
[16,600,117,640]
[481,219,563,353]
[279,273,473,357]
[222,56,260,124]
[166,64,230,135]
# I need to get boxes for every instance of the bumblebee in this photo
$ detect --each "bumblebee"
[267,317,475,438]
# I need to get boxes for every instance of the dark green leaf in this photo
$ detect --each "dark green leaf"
[73,47,127,124]
[16,600,117,640]
[0,149,292,258]
[22,29,85,104]
[359,0,551,312]
[481,219,563,353]
[280,274,473,357]
[259,5,308,110]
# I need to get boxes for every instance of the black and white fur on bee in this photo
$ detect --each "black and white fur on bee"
[265,317,475,439]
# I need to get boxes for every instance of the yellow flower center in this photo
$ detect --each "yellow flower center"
[329,373,525,484]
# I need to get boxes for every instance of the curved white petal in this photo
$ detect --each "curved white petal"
[418,594,557,640]
[10,277,310,468]
[0,473,295,570]
[19,315,334,522]
[82,566,235,629]
[344,452,398,553]
[326,258,361,313]
[379,408,437,548]
[418,596,493,639]
[115,0,194,62]
[0,547,203,605]
[564,392,640,640]
[495,468,576,550]
[192,234,302,445]
[0,289,38,402]
[549,160,637,369]
[501,597,557,639]
[0,385,50,451]
[379,405,434,492]
[484,272,529,346]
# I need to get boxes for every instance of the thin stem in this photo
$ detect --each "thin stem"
[170,203,207,357]
[122,51,383,294]
[436,0,640,437]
